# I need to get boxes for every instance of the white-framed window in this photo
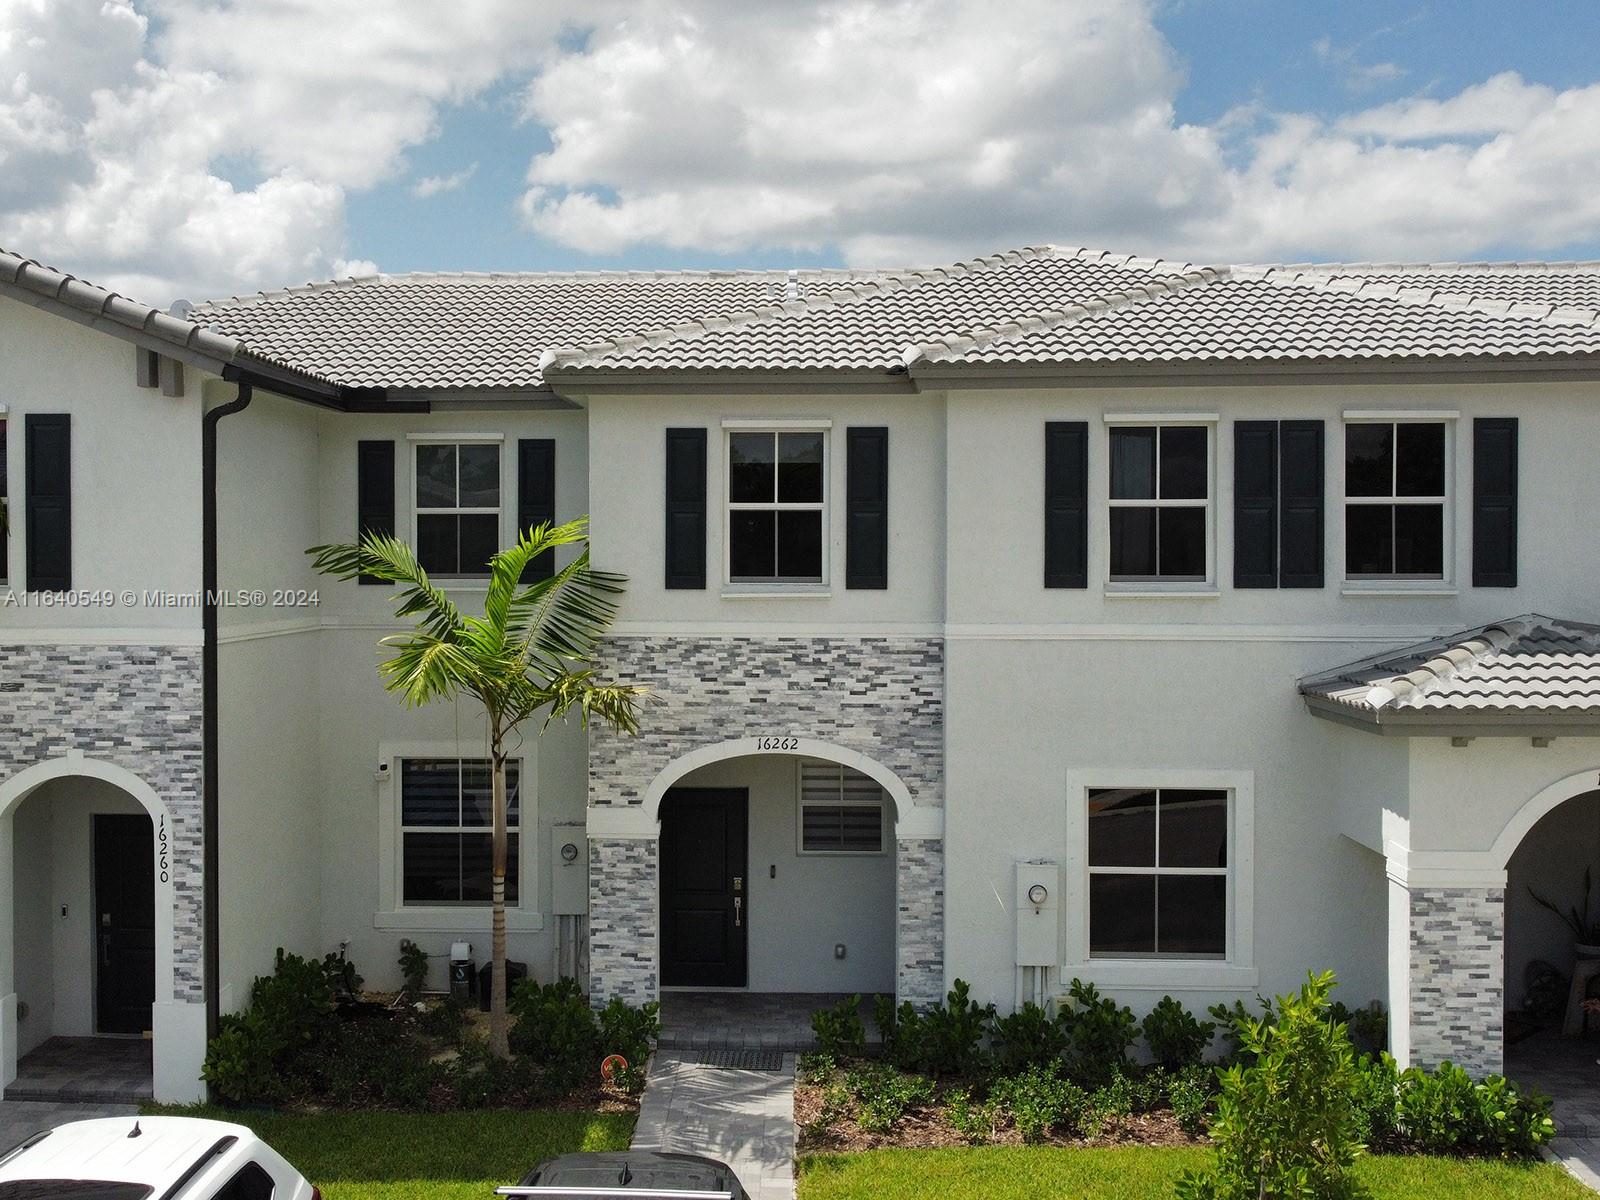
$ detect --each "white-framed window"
[1107,423,1212,583]
[413,440,501,577]
[796,760,885,854]
[399,757,520,906]
[1065,769,1255,986]
[725,427,827,584]
[1343,418,1451,581]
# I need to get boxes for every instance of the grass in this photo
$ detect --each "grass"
[144,1105,634,1200]
[798,1146,1593,1200]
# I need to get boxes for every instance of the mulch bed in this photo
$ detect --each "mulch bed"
[793,1079,1204,1153]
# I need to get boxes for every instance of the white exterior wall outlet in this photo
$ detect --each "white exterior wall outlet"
[1015,859,1060,968]
[551,822,588,916]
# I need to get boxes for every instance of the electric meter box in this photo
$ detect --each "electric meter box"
[1015,859,1060,967]
[551,822,588,916]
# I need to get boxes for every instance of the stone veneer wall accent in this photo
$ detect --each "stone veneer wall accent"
[1409,886,1503,1076]
[895,838,945,1006]
[588,636,944,1006]
[588,837,658,1006]
[0,644,203,1000]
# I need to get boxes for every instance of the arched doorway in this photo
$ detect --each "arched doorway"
[0,756,177,1102]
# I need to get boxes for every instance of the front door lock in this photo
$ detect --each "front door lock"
[733,876,743,891]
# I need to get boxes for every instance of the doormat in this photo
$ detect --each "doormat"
[693,1049,785,1071]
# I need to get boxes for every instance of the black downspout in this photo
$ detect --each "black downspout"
[202,381,252,1047]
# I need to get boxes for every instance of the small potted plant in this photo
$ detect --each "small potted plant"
[1530,868,1600,958]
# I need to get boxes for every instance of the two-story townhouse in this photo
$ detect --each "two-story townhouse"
[3,243,1600,1104]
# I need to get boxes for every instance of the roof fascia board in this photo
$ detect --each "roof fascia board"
[908,358,1600,389]
[0,279,236,378]
[1302,694,1600,737]
[543,369,918,396]
[390,389,581,411]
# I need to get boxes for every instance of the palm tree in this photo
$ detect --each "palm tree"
[309,517,643,1057]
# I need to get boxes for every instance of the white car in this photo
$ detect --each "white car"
[0,1116,317,1200]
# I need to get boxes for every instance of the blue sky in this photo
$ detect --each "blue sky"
[8,1,1600,300]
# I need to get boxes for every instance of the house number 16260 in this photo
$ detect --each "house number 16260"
[756,737,799,751]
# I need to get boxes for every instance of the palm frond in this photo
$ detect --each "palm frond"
[310,534,463,641]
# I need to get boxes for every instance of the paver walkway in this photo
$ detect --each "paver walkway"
[8,1037,152,1104]
[632,1052,796,1200]
[0,1099,139,1146]
[1509,1030,1600,1191]
[659,992,877,1053]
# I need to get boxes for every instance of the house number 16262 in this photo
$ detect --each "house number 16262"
[756,737,799,751]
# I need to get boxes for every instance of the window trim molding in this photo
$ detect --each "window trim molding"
[407,437,508,581]
[375,739,540,929]
[1102,418,1218,590]
[1340,414,1456,587]
[1063,768,1255,980]
[794,759,888,857]
[721,423,831,589]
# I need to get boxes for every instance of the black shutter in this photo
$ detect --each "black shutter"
[356,439,395,586]
[1473,417,1518,588]
[24,413,71,593]
[664,427,707,589]
[1044,421,1088,588]
[1278,420,1325,588]
[1233,421,1278,588]
[517,438,557,581]
[846,426,889,589]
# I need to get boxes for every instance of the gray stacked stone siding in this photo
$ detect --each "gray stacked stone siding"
[589,837,658,1006]
[895,838,944,1006]
[589,635,945,1005]
[1410,886,1503,1076]
[0,643,203,1000]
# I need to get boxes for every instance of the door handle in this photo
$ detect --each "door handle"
[99,933,111,968]
[734,897,742,928]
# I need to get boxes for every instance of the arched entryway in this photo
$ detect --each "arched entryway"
[0,755,178,1102]
[587,736,943,1023]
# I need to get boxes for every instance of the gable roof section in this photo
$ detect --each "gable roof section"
[190,267,896,392]
[1299,614,1600,733]
[540,247,1214,375]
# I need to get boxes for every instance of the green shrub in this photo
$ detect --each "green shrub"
[846,1064,936,1133]
[1352,1051,1401,1147]
[398,939,429,995]
[1205,996,1276,1066]
[202,948,339,1104]
[1141,995,1215,1071]
[1394,1063,1555,1159]
[798,1051,838,1084]
[1060,978,1137,1087]
[1329,1000,1388,1060]
[202,1011,287,1105]
[322,947,363,997]
[873,994,922,1072]
[1168,1064,1215,1137]
[874,980,993,1077]
[944,1088,999,1145]
[811,994,867,1060]
[990,1061,1088,1143]
[507,976,600,1092]
[1176,970,1367,1200]
[415,994,469,1042]
[598,994,660,1066]
[990,1002,1068,1075]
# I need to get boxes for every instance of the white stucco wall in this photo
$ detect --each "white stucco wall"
[673,754,896,993]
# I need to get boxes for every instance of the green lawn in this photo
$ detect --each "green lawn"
[144,1105,634,1200]
[798,1147,1592,1200]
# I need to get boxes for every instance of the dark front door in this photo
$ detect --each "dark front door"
[660,788,748,987]
[93,814,156,1035]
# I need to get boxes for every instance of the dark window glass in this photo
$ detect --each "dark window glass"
[1109,508,1156,577]
[1158,789,1229,868]
[1157,876,1227,957]
[1087,789,1157,867]
[213,1162,275,1200]
[778,431,824,502]
[461,762,520,826]
[460,833,519,904]
[401,759,459,825]
[1396,423,1445,496]
[1394,504,1444,575]
[403,832,462,903]
[1345,424,1393,497]
[729,510,776,578]
[801,805,882,852]
[416,444,456,507]
[457,513,499,575]
[729,433,775,502]
[457,443,500,507]
[1089,875,1156,955]
[1345,505,1393,576]
[776,510,823,578]
[415,513,457,575]
[1159,426,1207,499]
[1110,427,1156,499]
[1158,508,1206,577]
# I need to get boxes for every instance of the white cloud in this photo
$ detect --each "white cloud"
[1,1,1599,305]
[412,163,477,198]
[1312,36,1405,93]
